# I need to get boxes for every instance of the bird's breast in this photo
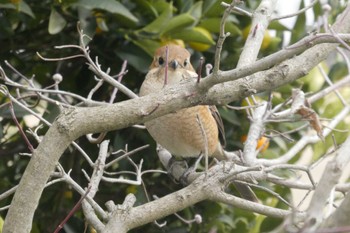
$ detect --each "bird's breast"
[144,106,220,158]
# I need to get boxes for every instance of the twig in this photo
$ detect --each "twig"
[53,186,92,233]
[273,0,318,21]
[164,45,169,86]
[212,1,235,74]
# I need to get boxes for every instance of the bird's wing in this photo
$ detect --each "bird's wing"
[209,105,226,148]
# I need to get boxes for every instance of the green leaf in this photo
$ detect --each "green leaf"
[115,44,153,73]
[187,1,202,22]
[202,0,218,16]
[141,3,173,34]
[18,0,34,18]
[133,0,158,18]
[161,13,196,35]
[77,7,97,43]
[130,38,160,57]
[290,1,306,43]
[198,17,241,36]
[204,0,228,17]
[0,1,35,18]
[268,21,290,31]
[169,27,215,44]
[149,0,172,13]
[71,0,138,24]
[48,8,67,34]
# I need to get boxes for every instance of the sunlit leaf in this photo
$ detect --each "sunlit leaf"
[48,8,67,34]
[169,27,215,44]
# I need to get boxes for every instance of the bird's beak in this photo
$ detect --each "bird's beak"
[169,60,179,70]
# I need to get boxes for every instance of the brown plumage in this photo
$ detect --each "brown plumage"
[139,45,226,159]
[140,45,258,202]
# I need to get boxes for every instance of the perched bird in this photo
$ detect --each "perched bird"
[139,44,226,160]
[140,45,257,201]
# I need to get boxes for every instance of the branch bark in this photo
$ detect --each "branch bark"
[3,4,350,233]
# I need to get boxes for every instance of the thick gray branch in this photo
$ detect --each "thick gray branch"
[3,4,350,233]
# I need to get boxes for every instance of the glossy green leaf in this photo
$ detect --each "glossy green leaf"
[169,27,215,44]
[198,17,241,36]
[48,8,67,34]
[71,0,138,24]
[141,3,173,34]
[130,38,160,57]
[161,13,196,35]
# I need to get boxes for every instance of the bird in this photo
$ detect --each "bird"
[139,45,257,202]
[139,44,226,160]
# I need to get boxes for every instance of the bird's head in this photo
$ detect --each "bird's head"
[150,45,194,71]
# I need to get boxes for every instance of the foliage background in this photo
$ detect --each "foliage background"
[0,0,348,232]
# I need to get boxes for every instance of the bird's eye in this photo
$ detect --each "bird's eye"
[158,57,164,66]
[184,59,189,67]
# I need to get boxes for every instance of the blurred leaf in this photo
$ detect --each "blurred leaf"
[130,38,160,57]
[187,1,202,23]
[0,1,34,18]
[218,107,241,126]
[249,215,266,233]
[0,14,13,38]
[204,0,228,17]
[77,6,96,41]
[149,0,172,13]
[0,215,3,232]
[133,0,158,17]
[0,103,31,119]
[198,17,241,36]
[218,214,237,229]
[48,8,67,35]
[268,21,289,31]
[329,62,348,81]
[202,0,218,16]
[115,43,153,73]
[71,0,138,24]
[18,0,34,18]
[141,2,173,34]
[161,13,196,35]
[177,0,194,12]
[170,27,215,44]
[290,1,306,43]
[298,62,327,92]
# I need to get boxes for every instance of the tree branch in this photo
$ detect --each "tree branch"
[3,4,350,233]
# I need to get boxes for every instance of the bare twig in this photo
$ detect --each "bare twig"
[273,0,318,21]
